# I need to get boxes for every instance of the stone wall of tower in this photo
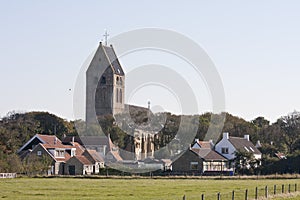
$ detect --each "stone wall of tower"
[86,44,112,124]
[95,67,114,116]
[112,74,125,115]
[86,43,125,124]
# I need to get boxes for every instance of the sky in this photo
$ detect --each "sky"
[0,1,300,123]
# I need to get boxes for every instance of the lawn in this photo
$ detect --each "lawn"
[0,177,299,200]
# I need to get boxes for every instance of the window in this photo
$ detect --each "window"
[116,88,119,103]
[37,151,42,156]
[55,150,65,157]
[119,89,122,103]
[100,76,106,84]
[244,146,249,152]
[190,162,198,170]
[221,147,229,154]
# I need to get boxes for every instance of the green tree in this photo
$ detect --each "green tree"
[276,111,300,154]
[234,150,256,175]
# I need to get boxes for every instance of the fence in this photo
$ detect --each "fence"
[182,183,298,200]
[0,173,17,178]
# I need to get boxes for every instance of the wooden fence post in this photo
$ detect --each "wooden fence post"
[282,184,284,193]
[232,190,235,200]
[255,187,258,200]
[182,194,186,200]
[295,184,297,192]
[274,185,276,195]
[245,189,248,200]
[288,184,291,193]
[201,194,204,200]
[217,192,221,200]
[265,186,268,198]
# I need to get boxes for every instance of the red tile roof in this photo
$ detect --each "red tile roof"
[37,134,62,145]
[196,141,213,149]
[75,155,92,165]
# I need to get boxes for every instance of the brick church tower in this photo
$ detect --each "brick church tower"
[86,42,125,124]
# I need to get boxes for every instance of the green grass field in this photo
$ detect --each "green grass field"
[0,177,299,200]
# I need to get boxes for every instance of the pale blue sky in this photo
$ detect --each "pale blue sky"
[1,1,300,122]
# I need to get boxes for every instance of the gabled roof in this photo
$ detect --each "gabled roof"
[74,155,92,165]
[85,149,104,162]
[73,142,85,156]
[193,140,213,149]
[37,134,62,145]
[202,150,227,161]
[191,148,227,161]
[228,137,261,155]
[102,45,124,76]
[33,143,57,162]
[18,134,62,153]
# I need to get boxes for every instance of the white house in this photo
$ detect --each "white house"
[215,132,262,161]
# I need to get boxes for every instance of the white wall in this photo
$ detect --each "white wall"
[215,133,236,160]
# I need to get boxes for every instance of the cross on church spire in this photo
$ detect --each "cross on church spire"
[103,30,109,46]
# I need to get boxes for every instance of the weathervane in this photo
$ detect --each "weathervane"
[103,30,109,46]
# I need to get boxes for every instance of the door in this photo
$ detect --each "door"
[69,165,75,175]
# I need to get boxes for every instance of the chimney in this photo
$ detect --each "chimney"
[256,140,262,148]
[223,132,229,140]
[54,137,57,144]
[244,135,250,141]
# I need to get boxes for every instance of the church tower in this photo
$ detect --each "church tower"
[86,42,125,124]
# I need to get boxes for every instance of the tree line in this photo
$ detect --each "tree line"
[0,110,299,174]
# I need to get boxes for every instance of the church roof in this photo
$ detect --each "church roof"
[103,45,124,76]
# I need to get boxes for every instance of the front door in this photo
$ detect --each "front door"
[69,165,75,175]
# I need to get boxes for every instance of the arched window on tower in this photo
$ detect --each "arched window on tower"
[119,89,122,103]
[100,76,106,85]
[116,88,119,103]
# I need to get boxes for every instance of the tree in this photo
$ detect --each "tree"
[251,117,270,129]
[234,150,257,175]
[22,154,52,176]
[276,111,300,154]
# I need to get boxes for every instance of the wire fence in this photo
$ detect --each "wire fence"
[181,183,298,200]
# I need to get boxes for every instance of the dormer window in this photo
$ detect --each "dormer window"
[71,149,76,157]
[221,147,229,154]
[55,150,65,158]
[244,147,249,152]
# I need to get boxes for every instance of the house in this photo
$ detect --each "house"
[172,140,229,174]
[172,149,203,173]
[63,135,122,162]
[215,132,262,161]
[82,149,105,173]
[65,155,93,175]
[18,134,85,175]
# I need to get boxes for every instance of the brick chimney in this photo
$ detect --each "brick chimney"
[223,132,229,140]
